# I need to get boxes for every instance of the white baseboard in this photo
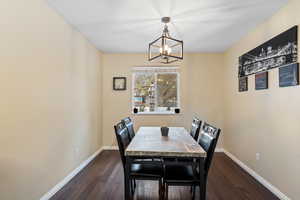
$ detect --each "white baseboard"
[222,149,290,200]
[102,145,118,150]
[215,148,224,152]
[40,147,104,200]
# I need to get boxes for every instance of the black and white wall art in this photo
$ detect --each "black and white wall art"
[279,63,299,87]
[239,77,248,92]
[239,26,298,77]
[255,72,268,90]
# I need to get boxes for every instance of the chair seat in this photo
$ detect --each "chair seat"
[130,163,163,178]
[164,164,198,183]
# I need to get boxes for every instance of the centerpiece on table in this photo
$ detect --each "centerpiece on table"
[161,126,169,136]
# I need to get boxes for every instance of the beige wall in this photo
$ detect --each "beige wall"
[2,0,299,199]
[102,53,224,148]
[223,0,300,199]
[0,0,103,199]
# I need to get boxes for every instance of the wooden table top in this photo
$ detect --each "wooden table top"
[125,127,205,158]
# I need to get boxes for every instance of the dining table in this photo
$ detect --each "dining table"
[124,126,206,200]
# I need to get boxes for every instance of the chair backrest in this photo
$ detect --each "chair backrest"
[122,117,135,140]
[198,122,221,173]
[114,122,131,169]
[190,117,202,141]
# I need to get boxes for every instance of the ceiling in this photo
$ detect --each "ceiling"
[47,0,288,53]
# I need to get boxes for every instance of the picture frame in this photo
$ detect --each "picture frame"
[255,72,268,90]
[239,26,298,77]
[279,63,299,87]
[113,77,127,90]
[239,76,248,92]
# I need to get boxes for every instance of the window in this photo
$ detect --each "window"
[132,67,180,114]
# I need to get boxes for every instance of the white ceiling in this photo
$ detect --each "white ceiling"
[47,0,288,53]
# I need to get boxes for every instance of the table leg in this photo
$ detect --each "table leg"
[200,178,206,200]
[125,156,131,200]
[199,159,206,200]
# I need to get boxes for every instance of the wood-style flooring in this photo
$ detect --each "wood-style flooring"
[50,150,279,200]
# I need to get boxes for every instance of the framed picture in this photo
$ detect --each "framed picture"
[255,72,268,90]
[279,63,299,87]
[239,26,298,77]
[113,77,126,90]
[239,77,248,92]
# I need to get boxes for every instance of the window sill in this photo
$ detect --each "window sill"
[133,111,180,115]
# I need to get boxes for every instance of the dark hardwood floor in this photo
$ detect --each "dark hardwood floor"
[50,150,279,200]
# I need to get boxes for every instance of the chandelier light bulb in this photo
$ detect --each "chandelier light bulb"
[167,45,172,54]
[160,45,172,55]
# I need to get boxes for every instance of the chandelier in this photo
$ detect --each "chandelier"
[148,17,183,64]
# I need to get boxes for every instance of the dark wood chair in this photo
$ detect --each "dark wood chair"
[190,117,202,141]
[163,122,221,200]
[114,122,164,199]
[122,117,135,141]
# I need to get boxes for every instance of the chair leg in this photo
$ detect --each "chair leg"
[130,180,133,196]
[164,184,168,200]
[131,179,135,196]
[192,185,196,200]
[200,179,207,200]
[161,181,164,200]
[134,179,136,189]
[158,179,162,200]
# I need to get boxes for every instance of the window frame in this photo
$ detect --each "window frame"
[131,67,180,115]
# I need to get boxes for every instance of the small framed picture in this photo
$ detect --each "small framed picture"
[239,76,248,92]
[113,77,126,90]
[255,72,268,90]
[279,63,299,87]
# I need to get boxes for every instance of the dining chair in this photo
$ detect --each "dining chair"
[114,122,164,199]
[190,117,202,141]
[163,122,221,200]
[122,117,135,141]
